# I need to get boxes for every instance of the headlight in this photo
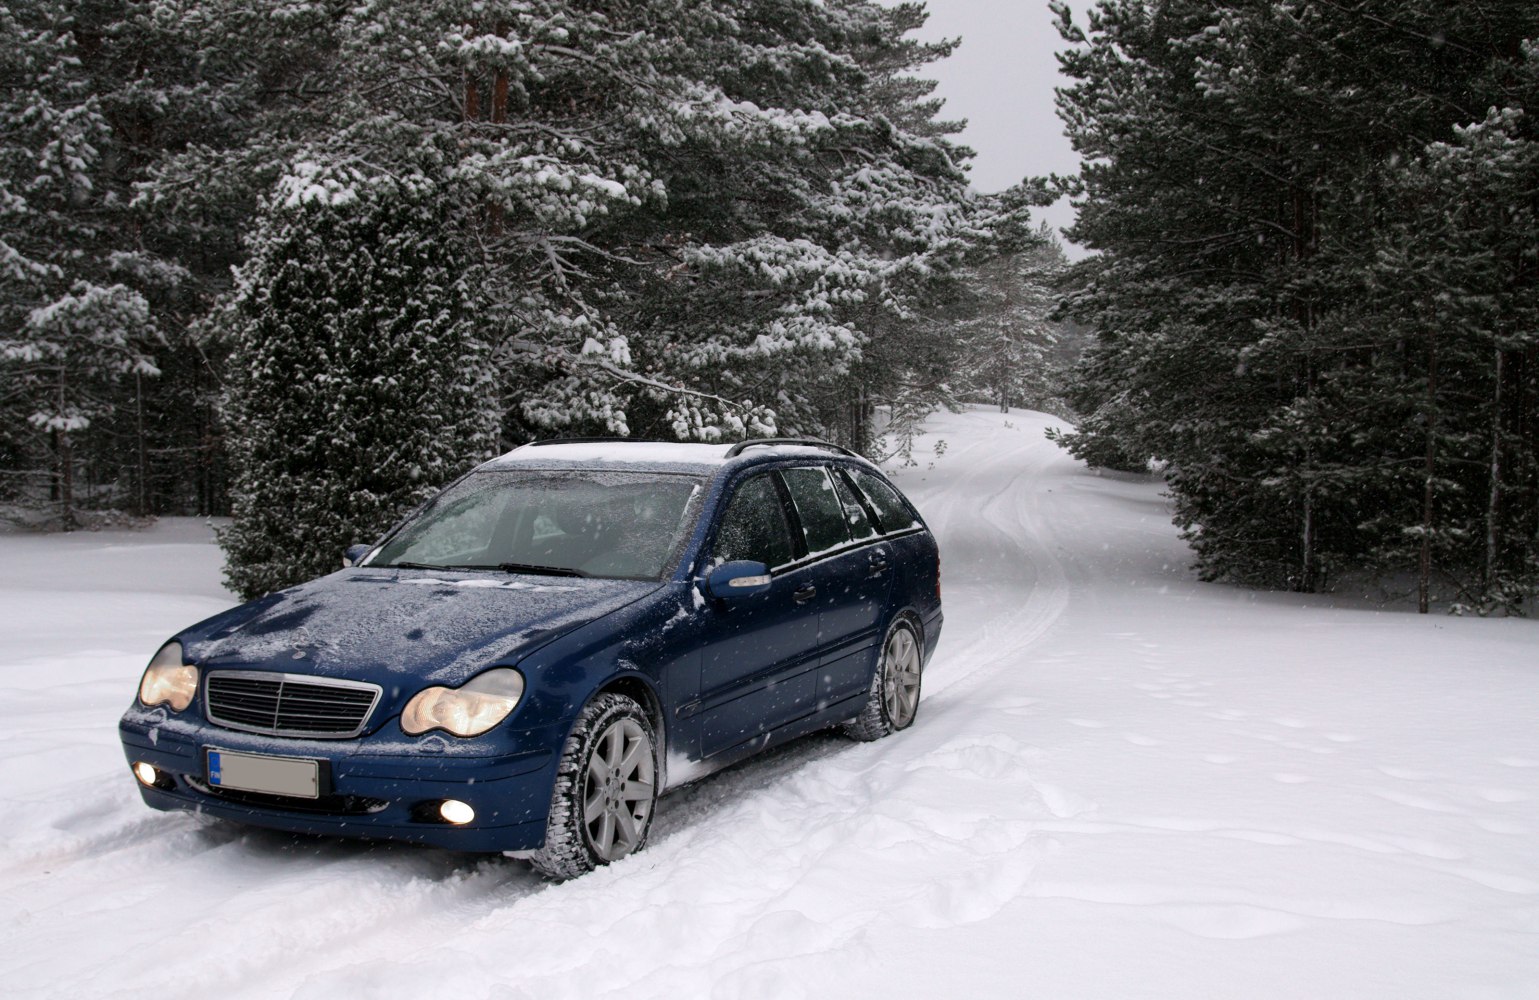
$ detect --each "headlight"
[138,642,198,711]
[401,668,525,738]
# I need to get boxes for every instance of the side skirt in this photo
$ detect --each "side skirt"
[661,690,867,793]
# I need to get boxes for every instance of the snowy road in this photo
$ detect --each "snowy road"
[3,407,1538,999]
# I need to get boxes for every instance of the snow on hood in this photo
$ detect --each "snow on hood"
[180,568,658,686]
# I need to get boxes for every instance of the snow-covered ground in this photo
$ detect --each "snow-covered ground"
[3,407,1537,999]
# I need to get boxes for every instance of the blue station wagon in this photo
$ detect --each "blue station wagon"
[120,438,942,878]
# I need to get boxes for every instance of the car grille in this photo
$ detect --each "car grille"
[204,671,381,739]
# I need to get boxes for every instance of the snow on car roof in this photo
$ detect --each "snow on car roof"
[485,441,731,468]
[483,440,862,470]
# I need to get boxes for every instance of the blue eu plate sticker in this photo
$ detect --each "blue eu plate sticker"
[208,751,223,785]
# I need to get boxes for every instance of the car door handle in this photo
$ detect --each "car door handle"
[793,584,817,604]
[868,556,889,576]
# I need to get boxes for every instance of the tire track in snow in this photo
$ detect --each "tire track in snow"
[896,410,1075,705]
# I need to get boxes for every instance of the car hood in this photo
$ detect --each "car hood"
[180,568,658,687]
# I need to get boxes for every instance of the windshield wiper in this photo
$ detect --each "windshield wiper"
[380,561,481,571]
[496,562,588,578]
[379,560,587,577]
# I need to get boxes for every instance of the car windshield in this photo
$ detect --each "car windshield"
[368,470,704,581]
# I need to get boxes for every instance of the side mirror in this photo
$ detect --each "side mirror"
[704,560,772,599]
[342,543,372,568]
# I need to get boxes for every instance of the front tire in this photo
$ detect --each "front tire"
[529,693,658,880]
[844,618,923,742]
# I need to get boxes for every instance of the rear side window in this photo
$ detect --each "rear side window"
[852,470,920,534]
[713,474,794,568]
[781,466,852,555]
[831,470,877,540]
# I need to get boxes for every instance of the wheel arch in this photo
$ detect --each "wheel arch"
[882,605,927,659]
[590,668,668,784]
[852,605,926,698]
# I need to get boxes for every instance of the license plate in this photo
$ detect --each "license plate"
[206,748,320,799]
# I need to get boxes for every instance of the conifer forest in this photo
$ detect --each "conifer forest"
[3,0,1538,612]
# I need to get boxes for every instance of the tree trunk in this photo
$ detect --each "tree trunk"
[59,432,76,532]
[57,369,77,531]
[1525,347,1539,572]
[1301,467,1315,592]
[1485,347,1504,595]
[488,26,509,236]
[49,429,60,504]
[849,384,869,455]
[492,72,508,123]
[1291,186,1320,593]
[136,370,149,517]
[1419,330,1439,615]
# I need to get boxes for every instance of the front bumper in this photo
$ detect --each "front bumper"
[119,706,557,853]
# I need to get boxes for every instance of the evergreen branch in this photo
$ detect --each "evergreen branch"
[1308,0,1485,58]
[586,360,753,414]
[496,233,647,267]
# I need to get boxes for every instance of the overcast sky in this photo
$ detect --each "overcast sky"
[908,0,1087,254]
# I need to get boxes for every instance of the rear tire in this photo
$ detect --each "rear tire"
[529,693,658,880]
[844,618,923,742]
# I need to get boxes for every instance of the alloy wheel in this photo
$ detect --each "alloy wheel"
[581,716,655,862]
[882,626,921,728]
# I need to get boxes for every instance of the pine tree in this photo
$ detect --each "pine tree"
[1,0,333,523]
[954,225,1068,414]
[268,0,1018,448]
[0,1,159,527]
[123,0,348,517]
[1050,0,1539,602]
[218,165,499,598]
[1359,97,1539,613]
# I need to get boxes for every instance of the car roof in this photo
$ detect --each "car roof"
[478,439,877,476]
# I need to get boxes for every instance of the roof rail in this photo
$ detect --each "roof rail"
[522,437,635,448]
[724,437,859,459]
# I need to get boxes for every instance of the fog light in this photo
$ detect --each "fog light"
[439,799,475,825]
[133,762,159,786]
